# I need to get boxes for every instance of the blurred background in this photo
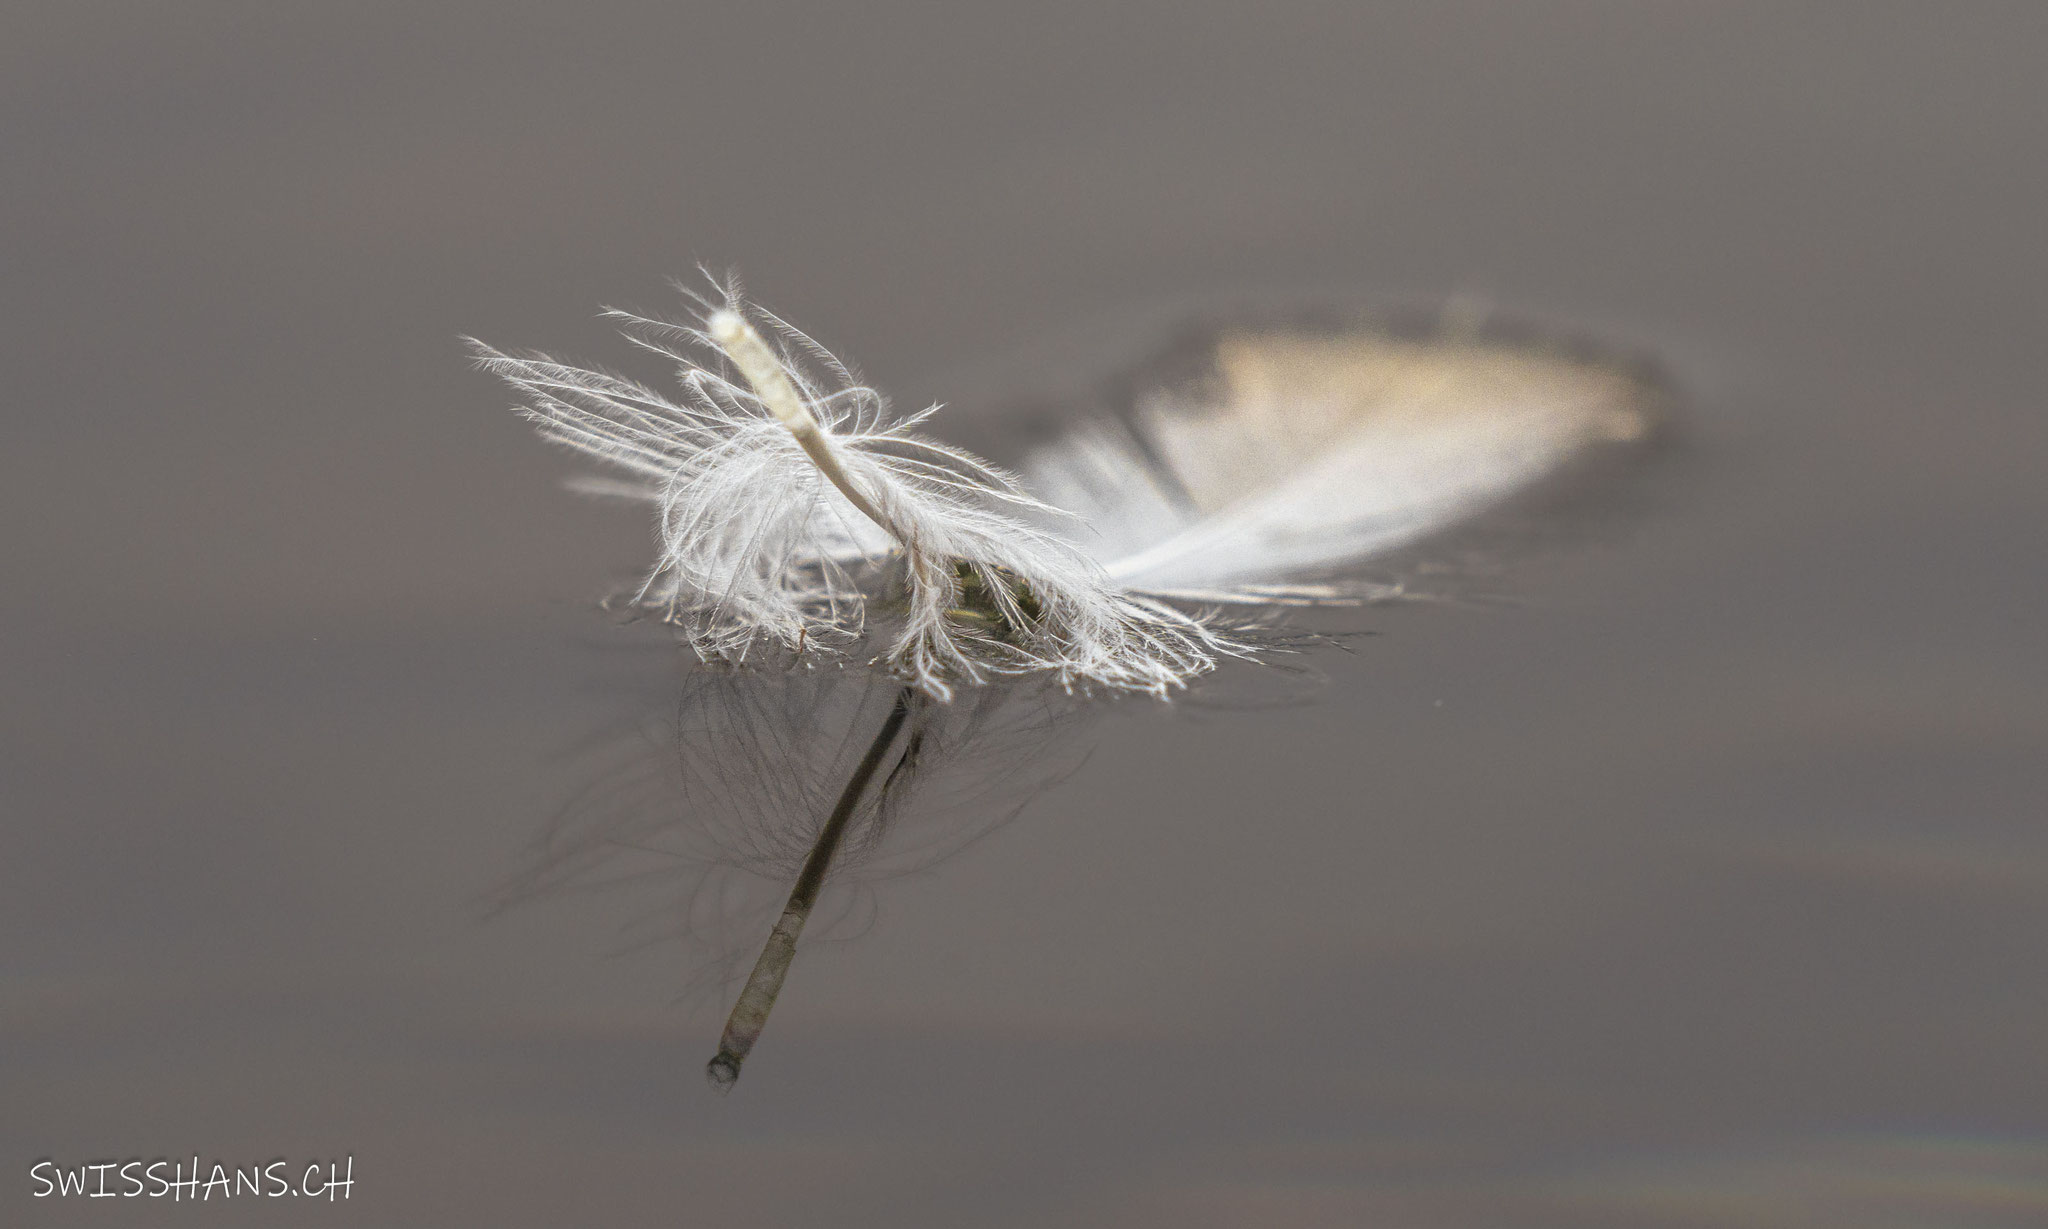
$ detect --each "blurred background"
[5,2,2045,1225]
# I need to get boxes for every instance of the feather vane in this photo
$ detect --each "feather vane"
[1027,327,1655,603]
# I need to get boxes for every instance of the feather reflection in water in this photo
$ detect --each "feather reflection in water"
[706,686,915,1091]
[492,663,1097,1092]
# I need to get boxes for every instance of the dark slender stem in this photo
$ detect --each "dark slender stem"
[706,688,916,1092]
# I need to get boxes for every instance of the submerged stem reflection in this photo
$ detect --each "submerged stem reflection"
[708,687,917,1091]
[492,658,1100,1092]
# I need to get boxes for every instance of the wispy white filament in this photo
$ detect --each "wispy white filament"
[471,284,1242,700]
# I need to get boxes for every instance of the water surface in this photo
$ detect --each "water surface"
[6,3,2045,1225]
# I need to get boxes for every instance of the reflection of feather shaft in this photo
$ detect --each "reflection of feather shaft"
[706,688,916,1092]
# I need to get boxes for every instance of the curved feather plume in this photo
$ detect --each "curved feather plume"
[1025,320,1658,604]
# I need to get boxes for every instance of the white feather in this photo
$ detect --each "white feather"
[477,288,1655,699]
[472,286,1244,700]
[1025,327,1655,602]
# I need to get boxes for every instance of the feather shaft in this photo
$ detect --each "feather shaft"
[708,309,898,541]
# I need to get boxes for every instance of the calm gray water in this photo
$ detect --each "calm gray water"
[6,3,2045,1225]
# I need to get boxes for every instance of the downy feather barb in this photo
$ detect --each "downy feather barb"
[471,284,1244,700]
